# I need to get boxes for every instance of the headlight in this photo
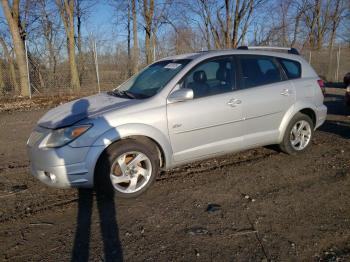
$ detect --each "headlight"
[40,124,92,148]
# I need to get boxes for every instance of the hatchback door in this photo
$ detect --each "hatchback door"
[167,56,244,163]
[236,55,296,147]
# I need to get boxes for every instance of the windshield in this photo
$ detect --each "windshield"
[114,59,190,98]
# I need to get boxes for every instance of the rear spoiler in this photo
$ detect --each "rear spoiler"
[237,46,300,55]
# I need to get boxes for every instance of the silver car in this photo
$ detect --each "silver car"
[27,47,327,198]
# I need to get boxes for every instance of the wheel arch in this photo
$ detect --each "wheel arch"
[299,108,316,127]
[278,102,317,142]
[91,123,172,169]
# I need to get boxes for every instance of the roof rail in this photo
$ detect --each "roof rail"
[237,46,300,55]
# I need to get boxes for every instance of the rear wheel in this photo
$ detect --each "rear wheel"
[279,113,314,155]
[95,139,160,198]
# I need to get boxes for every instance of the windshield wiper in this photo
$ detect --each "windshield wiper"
[108,89,152,99]
[122,90,138,99]
[108,90,136,99]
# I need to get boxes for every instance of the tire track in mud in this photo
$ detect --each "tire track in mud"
[0,196,79,224]
[0,161,29,173]
[0,137,340,224]
[157,150,279,182]
[0,150,278,224]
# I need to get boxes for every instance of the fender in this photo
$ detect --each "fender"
[92,123,174,169]
[278,101,317,142]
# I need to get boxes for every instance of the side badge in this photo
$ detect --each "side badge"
[173,124,182,129]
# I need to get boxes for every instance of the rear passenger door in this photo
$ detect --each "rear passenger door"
[237,55,296,147]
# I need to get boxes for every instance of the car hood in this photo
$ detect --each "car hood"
[38,92,136,129]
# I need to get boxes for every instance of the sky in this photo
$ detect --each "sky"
[0,2,127,42]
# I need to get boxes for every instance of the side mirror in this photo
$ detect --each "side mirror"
[168,88,194,103]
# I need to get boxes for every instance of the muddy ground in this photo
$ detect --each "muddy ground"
[0,88,349,261]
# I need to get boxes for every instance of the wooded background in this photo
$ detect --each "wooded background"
[0,0,349,98]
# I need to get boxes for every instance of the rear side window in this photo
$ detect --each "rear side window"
[238,55,283,88]
[278,58,301,79]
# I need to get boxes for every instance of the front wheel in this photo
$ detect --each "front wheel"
[279,113,314,155]
[95,139,160,198]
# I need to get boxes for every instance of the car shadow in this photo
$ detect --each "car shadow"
[319,120,350,139]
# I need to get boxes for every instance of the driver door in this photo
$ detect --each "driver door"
[166,56,244,163]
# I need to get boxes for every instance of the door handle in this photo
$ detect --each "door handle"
[227,99,241,107]
[280,89,291,96]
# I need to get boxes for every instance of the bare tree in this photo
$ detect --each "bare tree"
[1,0,30,96]
[37,0,59,84]
[191,0,263,49]
[326,0,346,79]
[303,0,332,49]
[75,0,96,82]
[55,0,80,91]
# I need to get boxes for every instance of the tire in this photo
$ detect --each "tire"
[279,112,314,155]
[94,139,160,198]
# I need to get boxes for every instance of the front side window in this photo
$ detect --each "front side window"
[116,59,190,98]
[181,57,236,98]
[239,55,283,88]
[278,58,301,79]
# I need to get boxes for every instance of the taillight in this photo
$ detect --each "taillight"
[317,79,325,95]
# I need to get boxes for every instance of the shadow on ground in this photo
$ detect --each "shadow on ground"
[320,93,350,139]
[71,189,123,262]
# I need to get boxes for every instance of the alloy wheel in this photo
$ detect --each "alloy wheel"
[289,120,312,151]
[110,151,152,194]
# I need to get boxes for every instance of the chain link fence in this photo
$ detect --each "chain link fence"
[300,46,350,83]
[26,38,131,97]
[0,43,349,98]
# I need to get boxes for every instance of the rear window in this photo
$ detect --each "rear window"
[278,58,301,79]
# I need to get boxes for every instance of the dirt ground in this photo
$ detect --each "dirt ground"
[0,88,349,261]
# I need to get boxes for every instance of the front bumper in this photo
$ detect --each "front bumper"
[26,127,105,188]
[29,161,91,188]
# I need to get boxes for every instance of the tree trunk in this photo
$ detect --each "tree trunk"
[0,60,4,94]
[152,27,157,61]
[205,20,211,50]
[315,0,323,49]
[327,0,341,81]
[56,0,80,91]
[132,0,139,74]
[225,0,231,48]
[76,0,85,83]
[67,0,80,91]
[232,0,240,48]
[1,0,30,96]
[76,0,82,56]
[291,11,302,47]
[127,1,132,77]
[145,29,152,64]
[143,0,154,64]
